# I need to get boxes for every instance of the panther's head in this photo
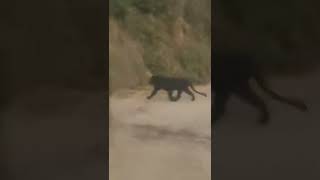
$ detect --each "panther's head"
[149,75,156,84]
[149,75,161,85]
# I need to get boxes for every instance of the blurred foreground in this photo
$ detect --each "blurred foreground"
[2,87,106,180]
[214,69,320,179]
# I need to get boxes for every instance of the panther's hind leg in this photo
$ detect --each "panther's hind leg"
[213,91,230,125]
[184,88,195,101]
[234,84,270,125]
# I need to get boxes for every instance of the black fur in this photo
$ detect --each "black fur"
[213,53,308,125]
[147,75,207,101]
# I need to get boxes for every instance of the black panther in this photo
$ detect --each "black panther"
[147,75,207,101]
[213,53,308,125]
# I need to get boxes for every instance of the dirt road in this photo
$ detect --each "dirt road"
[109,85,211,180]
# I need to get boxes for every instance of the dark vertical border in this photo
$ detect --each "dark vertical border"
[1,0,109,179]
[106,1,110,180]
[211,0,215,180]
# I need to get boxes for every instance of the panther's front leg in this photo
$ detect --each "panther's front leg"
[147,88,159,99]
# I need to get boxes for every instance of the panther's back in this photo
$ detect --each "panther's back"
[213,53,256,90]
[151,75,190,90]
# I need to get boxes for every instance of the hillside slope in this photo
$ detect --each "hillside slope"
[109,0,211,92]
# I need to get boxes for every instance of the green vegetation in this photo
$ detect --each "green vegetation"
[109,0,211,92]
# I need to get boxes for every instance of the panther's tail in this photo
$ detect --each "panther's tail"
[254,74,307,112]
[190,84,207,97]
